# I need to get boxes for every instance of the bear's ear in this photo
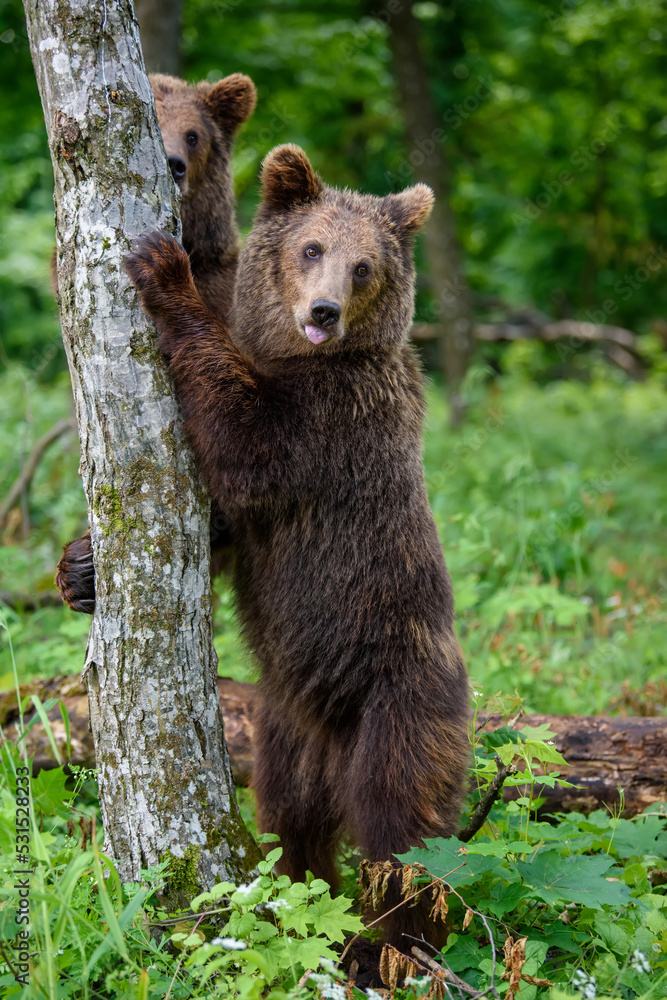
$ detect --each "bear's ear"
[260,145,323,209]
[204,73,257,133]
[384,184,435,235]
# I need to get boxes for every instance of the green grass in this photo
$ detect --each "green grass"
[1,355,666,717]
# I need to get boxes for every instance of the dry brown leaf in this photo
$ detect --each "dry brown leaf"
[462,907,473,931]
[521,974,556,987]
[380,944,418,993]
[429,885,449,923]
[502,934,514,968]
[359,859,397,910]
[502,935,527,998]
[401,862,428,897]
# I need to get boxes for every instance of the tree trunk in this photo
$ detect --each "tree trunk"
[134,0,182,76]
[22,0,259,891]
[10,676,667,819]
[387,1,474,426]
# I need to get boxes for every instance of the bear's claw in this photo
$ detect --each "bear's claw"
[55,531,96,615]
[124,230,192,318]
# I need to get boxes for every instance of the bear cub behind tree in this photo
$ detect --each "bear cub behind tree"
[125,144,470,947]
[56,71,256,612]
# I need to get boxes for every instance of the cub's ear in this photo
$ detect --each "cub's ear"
[385,183,434,235]
[204,73,257,132]
[261,144,323,209]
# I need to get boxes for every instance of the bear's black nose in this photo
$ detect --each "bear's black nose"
[311,299,341,328]
[168,156,187,182]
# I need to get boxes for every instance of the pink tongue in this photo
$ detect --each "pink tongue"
[305,324,329,345]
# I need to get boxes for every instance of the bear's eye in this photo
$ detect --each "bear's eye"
[305,246,320,259]
[355,264,369,277]
[186,131,198,147]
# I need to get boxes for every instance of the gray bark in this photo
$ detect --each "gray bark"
[387,3,474,426]
[134,0,182,75]
[22,0,259,890]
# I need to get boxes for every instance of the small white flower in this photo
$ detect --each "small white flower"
[547,740,555,746]
[210,936,248,950]
[405,975,431,991]
[266,898,293,912]
[366,989,384,1000]
[631,948,651,974]
[320,958,338,975]
[233,876,262,897]
[310,974,333,987]
[573,970,597,998]
[320,984,347,1000]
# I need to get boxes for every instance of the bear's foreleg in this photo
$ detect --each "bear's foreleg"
[125,233,293,507]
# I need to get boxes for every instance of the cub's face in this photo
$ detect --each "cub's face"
[233,145,434,360]
[149,73,256,198]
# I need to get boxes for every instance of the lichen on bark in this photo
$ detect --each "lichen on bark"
[23,0,260,887]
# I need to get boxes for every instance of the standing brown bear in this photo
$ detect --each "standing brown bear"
[56,72,256,612]
[126,145,470,945]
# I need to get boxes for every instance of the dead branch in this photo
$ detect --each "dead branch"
[458,757,518,842]
[0,590,64,610]
[0,417,76,525]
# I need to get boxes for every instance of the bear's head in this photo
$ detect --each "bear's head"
[232,145,433,361]
[150,73,256,199]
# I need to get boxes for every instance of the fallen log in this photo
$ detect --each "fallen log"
[3,677,666,817]
[411,319,644,378]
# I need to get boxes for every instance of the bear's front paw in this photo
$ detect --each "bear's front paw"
[124,231,193,321]
[55,530,96,614]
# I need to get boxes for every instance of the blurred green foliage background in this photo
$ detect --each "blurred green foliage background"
[0,0,666,716]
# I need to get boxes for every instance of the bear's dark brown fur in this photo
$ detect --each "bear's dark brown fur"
[124,145,470,947]
[56,72,256,613]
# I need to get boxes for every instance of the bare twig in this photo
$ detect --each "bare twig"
[431,880,502,999]
[0,417,76,525]
[296,969,314,989]
[458,757,518,843]
[411,945,476,996]
[0,940,20,979]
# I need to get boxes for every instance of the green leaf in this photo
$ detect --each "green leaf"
[519,724,557,743]
[522,739,569,768]
[281,935,339,971]
[516,849,631,909]
[398,837,500,887]
[306,892,364,943]
[495,742,520,766]
[226,910,258,937]
[608,817,667,859]
[281,903,312,937]
[593,911,632,955]
[306,878,330,895]
[485,881,533,918]
[31,766,71,817]
[264,847,283,868]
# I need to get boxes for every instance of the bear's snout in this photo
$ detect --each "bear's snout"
[168,156,187,184]
[310,298,341,329]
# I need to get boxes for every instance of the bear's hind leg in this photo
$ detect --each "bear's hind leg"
[252,705,342,890]
[345,699,469,949]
